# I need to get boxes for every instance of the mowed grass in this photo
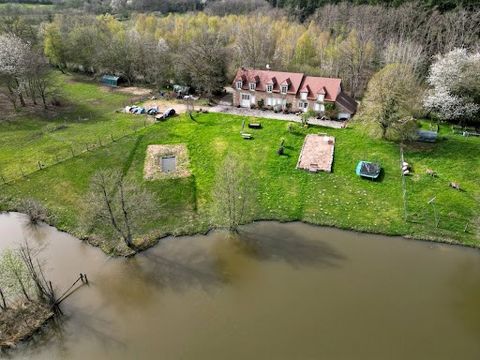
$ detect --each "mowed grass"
[0,73,480,246]
[0,73,148,180]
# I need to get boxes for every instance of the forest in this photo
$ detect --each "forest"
[0,0,479,125]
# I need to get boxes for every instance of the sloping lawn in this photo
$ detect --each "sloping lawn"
[404,128,480,245]
[0,73,148,180]
[2,110,478,252]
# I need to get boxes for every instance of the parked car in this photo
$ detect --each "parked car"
[156,108,176,121]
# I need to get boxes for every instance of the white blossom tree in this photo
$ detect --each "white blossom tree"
[0,33,30,109]
[423,48,480,126]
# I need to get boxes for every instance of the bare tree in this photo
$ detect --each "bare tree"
[85,169,156,250]
[212,153,256,232]
[176,31,228,98]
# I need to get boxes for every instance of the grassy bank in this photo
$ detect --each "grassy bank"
[0,75,479,253]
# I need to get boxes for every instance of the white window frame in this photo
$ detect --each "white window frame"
[266,84,273,93]
[241,93,250,100]
[236,80,243,90]
[249,82,256,91]
[300,92,307,100]
[317,94,325,102]
[281,85,288,94]
[298,101,308,109]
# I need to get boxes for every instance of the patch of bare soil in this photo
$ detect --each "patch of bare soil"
[100,85,152,97]
[144,144,191,180]
[0,301,54,349]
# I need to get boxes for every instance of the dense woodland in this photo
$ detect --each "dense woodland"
[0,0,479,127]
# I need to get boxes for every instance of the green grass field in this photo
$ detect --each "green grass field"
[1,74,479,252]
[0,74,150,180]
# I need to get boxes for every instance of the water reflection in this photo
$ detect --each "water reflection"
[1,214,480,360]
[238,225,346,267]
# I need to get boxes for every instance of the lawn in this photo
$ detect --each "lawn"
[0,73,150,181]
[1,75,478,252]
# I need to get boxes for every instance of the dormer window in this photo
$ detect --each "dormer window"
[266,84,273,93]
[317,94,325,102]
[300,91,307,100]
[236,80,242,90]
[281,85,288,94]
[249,82,256,91]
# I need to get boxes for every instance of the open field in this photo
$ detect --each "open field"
[0,75,479,252]
[0,74,152,181]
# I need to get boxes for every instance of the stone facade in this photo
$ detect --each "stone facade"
[233,88,335,113]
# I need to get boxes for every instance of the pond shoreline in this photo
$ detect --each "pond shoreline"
[2,210,476,258]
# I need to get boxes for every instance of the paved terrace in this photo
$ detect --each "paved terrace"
[296,134,335,173]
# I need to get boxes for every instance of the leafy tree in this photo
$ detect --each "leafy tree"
[359,63,421,141]
[0,249,34,303]
[43,21,68,72]
[423,48,480,126]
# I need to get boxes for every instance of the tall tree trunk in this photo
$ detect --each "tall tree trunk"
[14,78,26,107]
[0,287,7,310]
[119,182,134,249]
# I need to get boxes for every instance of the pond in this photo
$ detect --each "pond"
[1,213,480,359]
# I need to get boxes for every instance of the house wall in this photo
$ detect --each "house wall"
[233,90,298,110]
[233,90,347,116]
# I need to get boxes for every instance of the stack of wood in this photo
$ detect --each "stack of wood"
[401,161,411,175]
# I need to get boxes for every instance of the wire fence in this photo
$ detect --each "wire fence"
[401,144,479,240]
[0,119,154,186]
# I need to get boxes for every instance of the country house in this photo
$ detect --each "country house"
[232,68,357,119]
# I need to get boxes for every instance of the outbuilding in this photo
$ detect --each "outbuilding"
[101,75,121,87]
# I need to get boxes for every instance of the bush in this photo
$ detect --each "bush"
[18,198,49,224]
[257,99,265,109]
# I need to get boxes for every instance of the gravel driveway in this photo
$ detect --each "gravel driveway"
[209,105,347,129]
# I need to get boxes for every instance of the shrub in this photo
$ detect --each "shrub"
[18,198,49,224]
[257,99,265,109]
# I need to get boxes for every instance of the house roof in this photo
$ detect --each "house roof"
[335,91,358,114]
[233,68,357,113]
[300,76,341,101]
[101,75,120,82]
[234,68,304,95]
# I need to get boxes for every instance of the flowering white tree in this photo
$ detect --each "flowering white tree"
[423,48,480,126]
[0,33,30,109]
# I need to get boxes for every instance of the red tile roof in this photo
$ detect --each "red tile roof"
[233,68,357,113]
[234,68,304,95]
[300,76,341,101]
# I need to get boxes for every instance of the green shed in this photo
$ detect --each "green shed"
[101,75,120,87]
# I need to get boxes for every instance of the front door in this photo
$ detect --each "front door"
[240,93,251,108]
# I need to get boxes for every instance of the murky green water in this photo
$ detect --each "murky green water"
[1,212,480,359]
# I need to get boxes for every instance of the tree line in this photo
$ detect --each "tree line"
[40,4,478,97]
